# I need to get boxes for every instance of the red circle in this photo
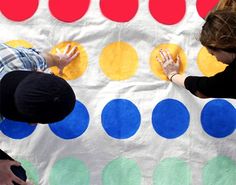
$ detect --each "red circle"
[0,0,39,21]
[49,0,90,22]
[196,0,220,19]
[100,0,138,22]
[149,0,186,25]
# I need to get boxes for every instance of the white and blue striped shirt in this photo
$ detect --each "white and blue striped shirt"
[0,43,47,80]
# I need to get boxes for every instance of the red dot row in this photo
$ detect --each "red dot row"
[0,0,220,24]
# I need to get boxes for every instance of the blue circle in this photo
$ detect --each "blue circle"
[49,100,89,139]
[201,99,236,138]
[152,99,190,139]
[0,119,36,139]
[101,99,141,139]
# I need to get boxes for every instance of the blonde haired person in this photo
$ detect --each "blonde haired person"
[157,10,236,99]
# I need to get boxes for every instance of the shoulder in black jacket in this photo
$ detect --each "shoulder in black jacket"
[184,59,236,99]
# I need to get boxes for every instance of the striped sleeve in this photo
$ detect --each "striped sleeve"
[14,47,48,71]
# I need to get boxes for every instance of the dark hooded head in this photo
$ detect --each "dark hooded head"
[0,71,76,124]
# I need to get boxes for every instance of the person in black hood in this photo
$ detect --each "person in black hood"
[0,43,78,185]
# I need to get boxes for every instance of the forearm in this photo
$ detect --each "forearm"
[170,74,186,88]
[41,52,60,68]
[173,75,209,98]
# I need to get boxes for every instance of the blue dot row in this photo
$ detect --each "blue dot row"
[0,99,235,140]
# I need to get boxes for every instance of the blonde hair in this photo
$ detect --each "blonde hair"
[216,0,236,11]
[200,10,236,52]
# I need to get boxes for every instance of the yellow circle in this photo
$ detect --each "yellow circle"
[50,41,88,80]
[5,40,33,48]
[197,47,227,77]
[99,41,139,80]
[150,43,187,81]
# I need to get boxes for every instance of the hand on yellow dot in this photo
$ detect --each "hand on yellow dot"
[150,43,187,81]
[156,49,180,80]
[55,44,80,75]
[50,41,88,80]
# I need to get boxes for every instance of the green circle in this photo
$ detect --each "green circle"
[203,156,236,185]
[153,158,191,185]
[49,157,90,185]
[17,159,39,185]
[102,157,141,185]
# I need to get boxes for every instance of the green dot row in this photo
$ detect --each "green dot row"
[18,155,236,185]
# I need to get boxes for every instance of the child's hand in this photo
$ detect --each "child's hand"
[156,49,180,80]
[0,160,27,185]
[55,44,79,75]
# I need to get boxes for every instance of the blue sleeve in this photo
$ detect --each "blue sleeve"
[15,47,48,71]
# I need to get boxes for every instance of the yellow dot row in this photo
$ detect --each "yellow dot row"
[5,40,227,81]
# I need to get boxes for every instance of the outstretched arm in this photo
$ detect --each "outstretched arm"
[156,49,209,98]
